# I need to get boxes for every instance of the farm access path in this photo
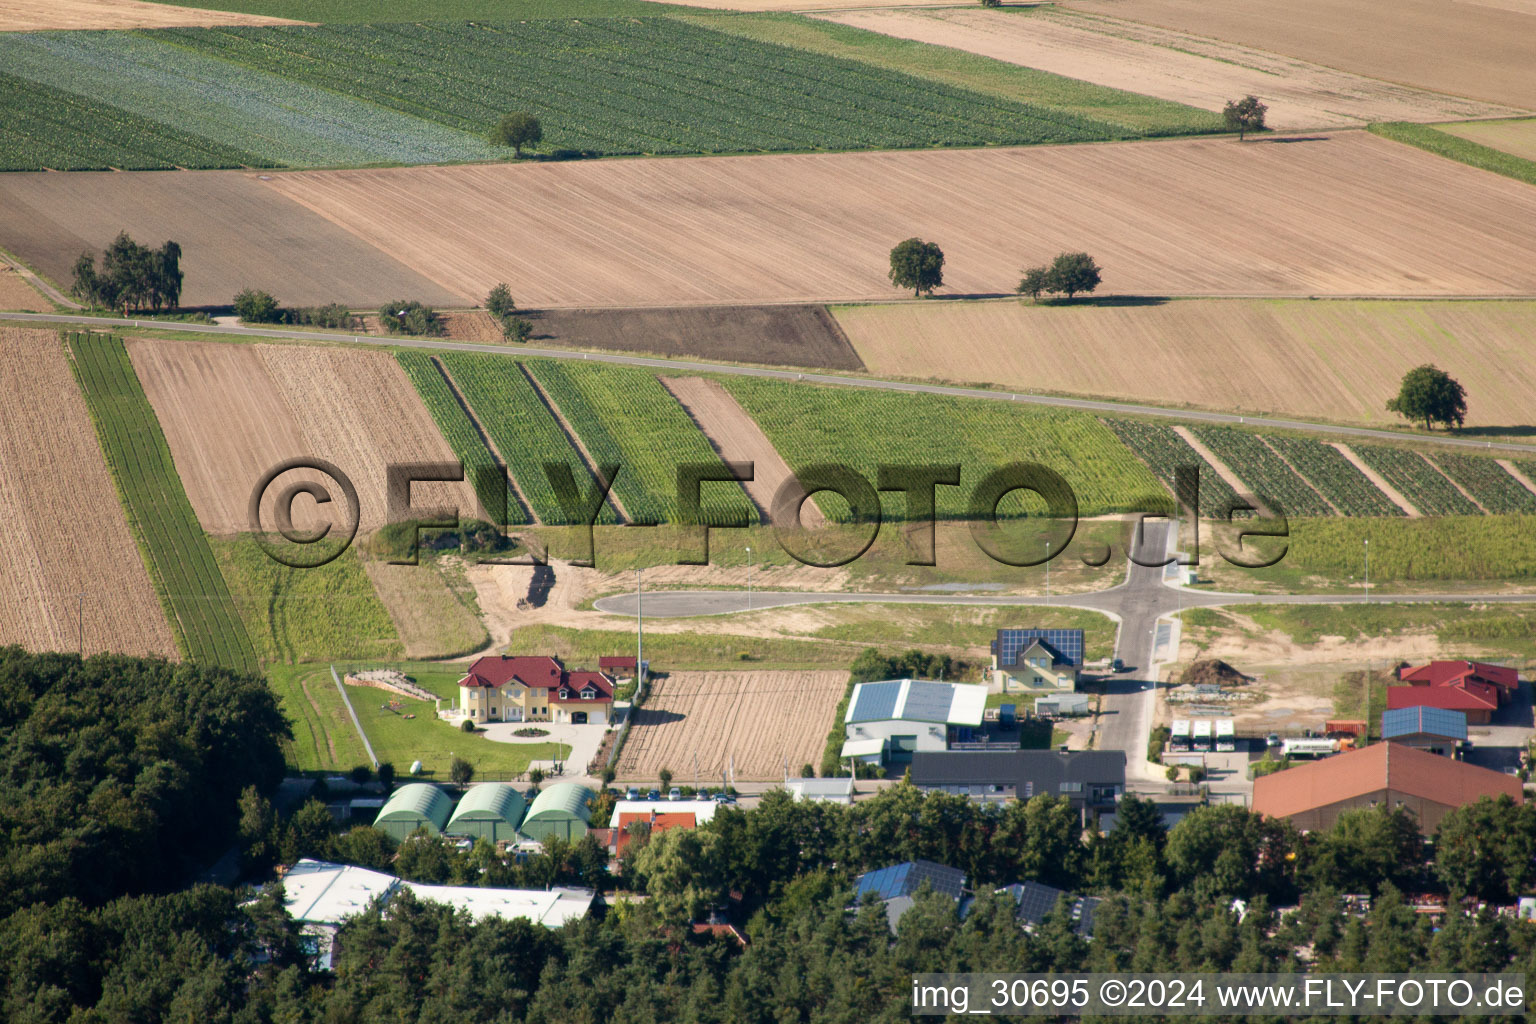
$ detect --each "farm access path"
[7,309,1536,457]
[594,521,1536,781]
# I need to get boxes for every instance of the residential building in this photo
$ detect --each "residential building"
[1386,680,1498,724]
[373,783,452,841]
[785,777,855,804]
[458,655,615,725]
[445,783,528,842]
[611,810,698,857]
[520,782,595,842]
[398,882,594,925]
[909,750,1126,816]
[608,799,721,829]
[1000,881,1101,937]
[854,859,967,933]
[1399,660,1519,702]
[839,679,988,764]
[991,628,1085,692]
[1252,741,1522,833]
[1380,707,1468,757]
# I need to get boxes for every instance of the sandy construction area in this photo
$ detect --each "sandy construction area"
[0,171,463,308]
[816,8,1523,130]
[835,297,1536,428]
[617,670,848,781]
[1438,119,1536,163]
[0,0,302,30]
[260,133,1536,303]
[0,328,176,658]
[1067,0,1536,111]
[128,339,478,535]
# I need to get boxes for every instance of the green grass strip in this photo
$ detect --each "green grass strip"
[1370,121,1536,188]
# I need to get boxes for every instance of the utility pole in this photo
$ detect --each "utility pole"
[746,545,752,612]
[635,567,644,691]
[1045,540,1051,606]
[1364,538,1370,604]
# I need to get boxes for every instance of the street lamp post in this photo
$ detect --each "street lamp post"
[746,545,752,612]
[1364,538,1370,604]
[1045,539,1051,606]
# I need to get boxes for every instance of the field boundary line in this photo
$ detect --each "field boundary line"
[517,361,634,523]
[431,355,540,525]
[331,664,378,769]
[8,310,1536,456]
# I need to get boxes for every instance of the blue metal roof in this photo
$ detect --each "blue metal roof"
[994,629,1085,668]
[847,681,903,723]
[1381,705,1467,741]
[855,860,965,901]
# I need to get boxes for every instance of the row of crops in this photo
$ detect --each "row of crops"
[1100,419,1240,519]
[66,333,258,672]
[1352,444,1480,517]
[1188,425,1333,517]
[1433,454,1536,514]
[730,383,1163,522]
[1257,434,1405,518]
[396,352,527,525]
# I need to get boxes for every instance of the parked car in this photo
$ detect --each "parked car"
[625,787,640,800]
[713,792,736,804]
[1266,733,1281,747]
[668,787,682,801]
[647,789,661,801]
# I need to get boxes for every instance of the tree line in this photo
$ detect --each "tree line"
[71,232,183,314]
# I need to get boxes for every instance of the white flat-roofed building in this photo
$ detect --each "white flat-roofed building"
[786,776,856,804]
[840,679,989,764]
[401,882,594,926]
[607,800,721,828]
[282,859,399,926]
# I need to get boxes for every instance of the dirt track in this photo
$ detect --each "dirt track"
[0,328,176,657]
[0,268,46,312]
[617,670,848,781]
[1067,0,1536,111]
[661,376,825,527]
[258,132,1536,303]
[0,0,303,30]
[817,8,1524,129]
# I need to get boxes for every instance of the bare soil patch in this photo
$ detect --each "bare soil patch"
[258,133,1536,303]
[661,376,825,527]
[0,267,47,311]
[129,338,477,534]
[1066,0,1536,110]
[0,171,463,308]
[617,670,848,781]
[818,8,1522,130]
[0,328,176,657]
[529,304,864,371]
[835,298,1536,428]
[0,0,303,30]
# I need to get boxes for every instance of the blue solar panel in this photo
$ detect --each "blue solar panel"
[995,629,1085,668]
[848,681,903,723]
[903,681,955,722]
[856,860,964,900]
[1381,705,1467,741]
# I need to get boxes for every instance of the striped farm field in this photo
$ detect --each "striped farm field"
[67,333,257,671]
[1102,419,1239,519]
[1432,455,1536,515]
[1351,445,1480,517]
[1188,426,1333,517]
[395,352,519,525]
[1260,436,1404,518]
[725,378,1163,521]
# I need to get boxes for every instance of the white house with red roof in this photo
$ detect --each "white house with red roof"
[458,655,614,725]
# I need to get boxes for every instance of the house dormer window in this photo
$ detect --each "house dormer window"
[559,688,570,699]
[581,687,596,699]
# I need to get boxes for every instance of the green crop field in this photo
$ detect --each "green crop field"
[0,69,265,171]
[211,537,402,664]
[1431,454,1536,515]
[433,353,617,526]
[1370,122,1536,190]
[1352,444,1480,517]
[1260,435,1403,518]
[1101,419,1238,519]
[1188,426,1333,517]
[150,0,667,22]
[396,352,524,525]
[524,362,755,527]
[725,380,1163,521]
[66,333,258,671]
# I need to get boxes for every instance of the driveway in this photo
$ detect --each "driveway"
[479,719,610,778]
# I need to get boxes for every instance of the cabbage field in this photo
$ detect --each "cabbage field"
[0,14,1185,170]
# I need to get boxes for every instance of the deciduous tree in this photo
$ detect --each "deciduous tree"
[888,237,945,297]
[1224,95,1268,140]
[490,112,543,157]
[1386,364,1467,430]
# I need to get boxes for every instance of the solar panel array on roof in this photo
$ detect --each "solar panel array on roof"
[1010,881,1067,926]
[995,629,1085,668]
[848,681,903,723]
[903,681,957,722]
[855,860,965,901]
[1381,705,1468,741]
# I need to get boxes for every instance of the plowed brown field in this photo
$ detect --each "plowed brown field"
[835,298,1536,428]
[258,133,1536,303]
[0,268,46,311]
[128,339,477,534]
[0,328,176,657]
[1067,0,1536,111]
[617,670,848,781]
[0,0,303,30]
[817,8,1523,129]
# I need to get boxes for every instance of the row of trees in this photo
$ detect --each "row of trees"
[70,232,183,314]
[888,238,1104,301]
[233,288,357,329]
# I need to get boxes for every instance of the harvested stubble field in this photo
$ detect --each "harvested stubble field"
[128,339,478,534]
[0,268,46,311]
[1066,0,1536,111]
[0,171,463,307]
[0,0,302,30]
[257,132,1536,304]
[815,8,1521,131]
[1437,119,1536,163]
[834,298,1536,428]
[617,670,848,781]
[0,328,177,658]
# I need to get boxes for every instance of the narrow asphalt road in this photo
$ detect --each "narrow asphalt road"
[5,309,1533,455]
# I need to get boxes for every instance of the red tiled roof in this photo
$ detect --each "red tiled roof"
[691,922,748,946]
[599,656,637,670]
[550,670,613,704]
[1387,681,1498,712]
[1253,742,1521,821]
[1399,660,1519,692]
[460,655,562,689]
[615,812,697,856]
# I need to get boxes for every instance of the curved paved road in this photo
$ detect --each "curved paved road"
[4,309,1533,455]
